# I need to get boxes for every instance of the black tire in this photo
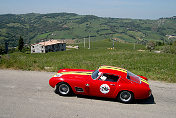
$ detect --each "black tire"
[117,91,134,103]
[55,82,73,96]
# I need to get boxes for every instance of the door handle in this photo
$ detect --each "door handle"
[110,84,115,86]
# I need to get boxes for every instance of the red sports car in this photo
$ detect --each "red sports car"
[49,65,151,103]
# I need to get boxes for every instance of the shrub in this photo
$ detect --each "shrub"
[162,41,176,54]
[0,46,5,55]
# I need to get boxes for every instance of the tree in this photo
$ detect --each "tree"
[146,41,155,52]
[156,41,163,46]
[18,36,24,52]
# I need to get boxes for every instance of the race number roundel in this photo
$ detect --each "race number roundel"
[100,84,110,94]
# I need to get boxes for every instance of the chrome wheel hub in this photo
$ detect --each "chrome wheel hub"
[120,91,131,102]
[59,84,69,95]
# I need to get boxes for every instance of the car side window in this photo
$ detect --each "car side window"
[99,73,119,82]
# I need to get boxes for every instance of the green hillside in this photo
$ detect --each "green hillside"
[0,13,176,46]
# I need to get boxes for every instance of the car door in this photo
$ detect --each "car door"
[88,73,119,98]
[70,75,90,95]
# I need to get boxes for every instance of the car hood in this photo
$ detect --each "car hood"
[55,70,93,81]
[59,71,93,76]
[58,68,94,73]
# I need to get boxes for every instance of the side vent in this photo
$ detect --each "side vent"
[75,87,84,92]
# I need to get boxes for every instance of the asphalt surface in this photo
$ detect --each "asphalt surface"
[0,69,176,118]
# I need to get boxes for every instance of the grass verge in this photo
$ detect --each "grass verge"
[0,41,176,83]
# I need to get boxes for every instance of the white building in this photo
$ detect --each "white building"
[31,40,66,53]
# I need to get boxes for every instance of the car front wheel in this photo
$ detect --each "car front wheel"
[55,82,72,96]
[118,91,134,103]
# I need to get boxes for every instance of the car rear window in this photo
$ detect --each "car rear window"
[127,71,141,84]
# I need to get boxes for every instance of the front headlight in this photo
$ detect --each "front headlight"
[53,73,62,77]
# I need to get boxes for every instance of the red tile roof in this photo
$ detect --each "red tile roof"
[37,40,64,46]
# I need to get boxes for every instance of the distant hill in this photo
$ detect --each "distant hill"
[0,13,176,46]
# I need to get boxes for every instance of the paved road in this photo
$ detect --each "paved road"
[0,69,176,118]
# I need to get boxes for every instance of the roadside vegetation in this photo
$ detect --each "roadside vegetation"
[0,40,176,83]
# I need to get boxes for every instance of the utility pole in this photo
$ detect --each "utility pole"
[88,34,90,49]
[84,38,85,48]
[86,21,91,49]
[112,39,114,49]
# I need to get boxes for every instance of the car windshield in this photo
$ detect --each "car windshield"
[127,71,141,84]
[91,70,100,80]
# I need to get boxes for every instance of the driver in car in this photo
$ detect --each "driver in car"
[98,72,108,81]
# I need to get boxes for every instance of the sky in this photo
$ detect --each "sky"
[0,0,176,19]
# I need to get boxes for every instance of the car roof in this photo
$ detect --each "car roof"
[98,65,127,75]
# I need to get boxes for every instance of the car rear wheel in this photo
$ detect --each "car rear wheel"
[118,91,134,103]
[55,82,72,96]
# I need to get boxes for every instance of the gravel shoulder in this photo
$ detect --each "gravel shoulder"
[0,69,176,118]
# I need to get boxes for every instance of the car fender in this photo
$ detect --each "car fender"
[57,78,89,95]
[49,77,64,88]
[138,75,148,81]
[49,77,77,94]
[112,83,135,98]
